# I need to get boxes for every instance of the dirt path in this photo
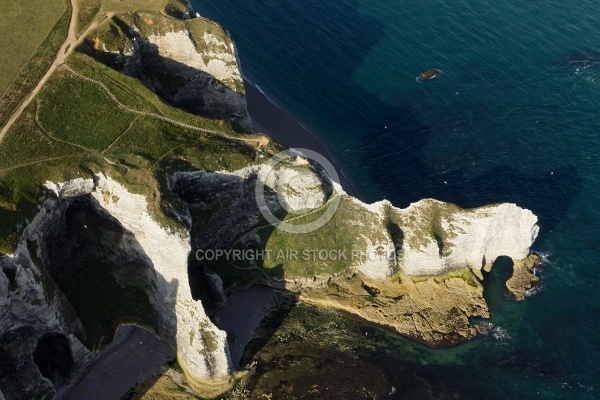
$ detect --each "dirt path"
[0,155,76,173]
[0,0,268,154]
[0,0,113,145]
[61,65,271,151]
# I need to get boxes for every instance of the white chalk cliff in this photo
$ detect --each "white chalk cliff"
[99,12,252,131]
[364,198,540,277]
[42,174,233,383]
[147,30,243,91]
[1,160,539,395]
[399,200,539,275]
[173,156,539,280]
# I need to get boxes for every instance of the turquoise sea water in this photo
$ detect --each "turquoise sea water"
[193,0,600,397]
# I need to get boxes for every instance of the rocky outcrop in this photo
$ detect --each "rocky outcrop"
[0,240,92,399]
[170,154,540,346]
[40,174,234,391]
[506,253,542,300]
[302,271,489,347]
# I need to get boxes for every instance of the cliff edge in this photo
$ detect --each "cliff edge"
[173,156,540,346]
[79,11,252,131]
[0,3,542,398]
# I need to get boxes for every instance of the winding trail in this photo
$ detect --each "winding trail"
[62,65,229,136]
[0,0,269,154]
[0,0,113,145]
[0,155,77,173]
[60,65,270,151]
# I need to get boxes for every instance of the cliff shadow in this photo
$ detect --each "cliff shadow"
[34,194,179,399]
[40,195,161,349]
[210,0,387,133]
[481,256,514,314]
[172,167,311,370]
[76,16,251,132]
[172,169,290,287]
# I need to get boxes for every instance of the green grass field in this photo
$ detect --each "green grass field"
[0,48,269,254]
[0,0,67,97]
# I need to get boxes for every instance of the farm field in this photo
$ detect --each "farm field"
[0,0,67,97]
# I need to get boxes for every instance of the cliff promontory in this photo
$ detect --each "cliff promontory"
[0,1,542,397]
[173,156,539,346]
[79,10,251,131]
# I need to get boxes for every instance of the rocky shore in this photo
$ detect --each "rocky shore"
[0,3,544,398]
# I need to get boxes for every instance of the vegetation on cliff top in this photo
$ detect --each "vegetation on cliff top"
[0,49,268,254]
[0,0,67,97]
[0,0,70,129]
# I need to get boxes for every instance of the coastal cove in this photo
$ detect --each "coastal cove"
[195,0,600,398]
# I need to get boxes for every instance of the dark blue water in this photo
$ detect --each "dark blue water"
[193,0,600,397]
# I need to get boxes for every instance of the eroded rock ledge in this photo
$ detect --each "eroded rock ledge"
[1,160,540,397]
[172,154,540,347]
[506,253,542,301]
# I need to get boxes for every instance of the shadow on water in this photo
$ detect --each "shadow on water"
[198,0,583,247]
[481,256,514,314]
[195,0,388,133]
[552,49,600,69]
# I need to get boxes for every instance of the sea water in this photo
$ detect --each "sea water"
[193,0,600,397]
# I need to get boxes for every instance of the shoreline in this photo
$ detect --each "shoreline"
[243,79,366,201]
[57,324,174,399]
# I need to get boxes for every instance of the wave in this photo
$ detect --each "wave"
[243,74,276,103]
[535,251,552,265]
[525,283,543,298]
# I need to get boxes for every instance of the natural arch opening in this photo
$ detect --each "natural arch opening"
[481,255,514,313]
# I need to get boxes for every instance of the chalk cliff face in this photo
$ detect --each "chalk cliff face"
[41,174,233,385]
[174,160,539,281]
[82,12,252,131]
[171,156,540,346]
[0,159,540,396]
[382,199,539,277]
